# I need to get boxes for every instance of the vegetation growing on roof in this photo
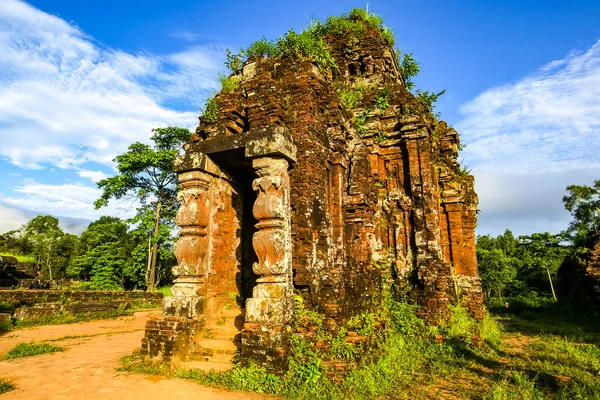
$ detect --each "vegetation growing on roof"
[224,8,398,74]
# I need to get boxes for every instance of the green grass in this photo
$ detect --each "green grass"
[0,378,14,394]
[155,286,172,297]
[2,343,64,360]
[12,306,134,329]
[219,74,239,93]
[0,251,35,263]
[119,296,600,399]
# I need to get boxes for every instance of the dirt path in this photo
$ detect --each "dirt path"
[0,311,274,399]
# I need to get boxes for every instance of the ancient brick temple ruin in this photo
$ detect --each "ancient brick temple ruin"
[142,22,483,370]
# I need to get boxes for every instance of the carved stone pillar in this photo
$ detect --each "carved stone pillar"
[163,169,212,319]
[245,157,294,324]
[241,128,296,371]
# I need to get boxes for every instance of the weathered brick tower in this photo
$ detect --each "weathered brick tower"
[142,13,483,371]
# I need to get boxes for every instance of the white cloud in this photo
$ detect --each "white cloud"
[0,0,222,171]
[459,40,600,172]
[458,40,600,236]
[76,168,109,183]
[0,203,32,233]
[0,180,137,224]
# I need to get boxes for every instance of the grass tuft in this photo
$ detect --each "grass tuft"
[2,343,64,360]
[0,378,14,394]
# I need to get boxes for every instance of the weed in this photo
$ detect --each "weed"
[328,328,357,361]
[245,36,279,59]
[347,313,378,337]
[201,97,220,124]
[375,87,392,113]
[277,28,337,72]
[155,286,172,297]
[416,89,446,112]
[224,49,243,74]
[2,342,64,360]
[374,131,387,144]
[399,52,420,91]
[219,74,239,93]
[338,86,365,110]
[354,108,372,136]
[0,378,14,394]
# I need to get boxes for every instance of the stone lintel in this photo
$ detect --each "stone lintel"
[174,151,239,185]
[245,127,297,162]
[183,127,296,163]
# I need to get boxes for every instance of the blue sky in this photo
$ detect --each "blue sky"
[0,0,599,236]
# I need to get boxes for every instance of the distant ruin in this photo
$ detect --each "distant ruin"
[142,13,483,371]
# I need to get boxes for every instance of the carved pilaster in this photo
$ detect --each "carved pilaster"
[245,157,294,324]
[164,169,212,319]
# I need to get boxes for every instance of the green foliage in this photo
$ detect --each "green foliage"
[347,313,377,337]
[95,126,191,291]
[155,286,172,297]
[292,295,324,328]
[12,215,78,280]
[338,84,366,110]
[563,180,600,244]
[415,89,446,112]
[0,378,14,394]
[329,328,357,361]
[354,108,372,136]
[477,246,519,298]
[277,28,337,72]
[219,74,239,93]
[224,49,243,74]
[69,216,130,289]
[202,97,220,124]
[399,52,420,90]
[223,8,397,75]
[375,87,392,113]
[1,343,64,360]
[477,229,570,299]
[245,36,279,58]
[14,304,133,328]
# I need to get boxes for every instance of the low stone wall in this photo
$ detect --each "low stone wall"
[0,290,163,307]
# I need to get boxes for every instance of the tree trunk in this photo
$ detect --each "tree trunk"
[46,242,53,281]
[147,200,162,292]
[547,268,558,302]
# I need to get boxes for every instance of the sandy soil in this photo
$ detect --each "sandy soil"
[0,311,274,399]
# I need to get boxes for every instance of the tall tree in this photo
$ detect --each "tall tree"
[95,127,192,291]
[476,231,521,298]
[563,180,600,245]
[69,216,131,289]
[24,215,66,280]
[515,233,569,301]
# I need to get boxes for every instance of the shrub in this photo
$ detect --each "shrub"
[245,36,279,59]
